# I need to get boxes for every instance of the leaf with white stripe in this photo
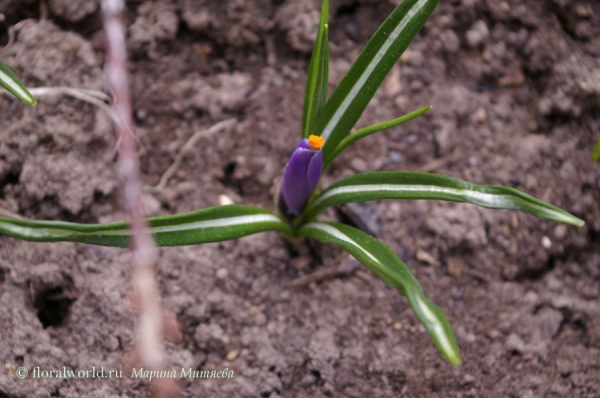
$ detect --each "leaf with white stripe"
[301,171,584,227]
[314,0,438,160]
[324,105,431,168]
[0,205,292,247]
[298,221,461,365]
[0,59,37,106]
[302,0,329,138]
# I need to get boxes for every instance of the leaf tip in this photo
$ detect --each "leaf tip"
[450,357,463,366]
[559,213,585,227]
[592,138,600,162]
[446,351,463,366]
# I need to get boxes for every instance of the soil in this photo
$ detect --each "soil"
[1,0,599,397]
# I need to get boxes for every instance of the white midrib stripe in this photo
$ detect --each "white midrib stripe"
[305,222,380,264]
[413,294,456,359]
[0,223,72,239]
[94,214,283,236]
[320,0,428,141]
[309,183,558,217]
[0,68,32,102]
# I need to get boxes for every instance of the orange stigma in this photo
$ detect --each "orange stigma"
[308,135,324,150]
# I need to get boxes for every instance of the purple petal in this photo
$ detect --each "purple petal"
[279,138,323,216]
[306,149,323,193]
[296,138,313,150]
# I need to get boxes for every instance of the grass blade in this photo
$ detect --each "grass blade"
[314,0,439,159]
[302,0,329,138]
[0,205,292,247]
[298,221,461,365]
[324,105,431,168]
[593,137,600,162]
[302,171,584,227]
[0,60,37,106]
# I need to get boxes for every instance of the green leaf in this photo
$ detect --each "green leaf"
[593,137,600,162]
[302,171,585,227]
[298,221,461,365]
[324,105,431,168]
[0,205,292,247]
[0,59,37,106]
[314,0,439,160]
[302,0,329,138]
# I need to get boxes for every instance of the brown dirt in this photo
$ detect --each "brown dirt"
[1,0,599,397]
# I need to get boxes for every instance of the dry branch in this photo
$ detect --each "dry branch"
[101,0,175,396]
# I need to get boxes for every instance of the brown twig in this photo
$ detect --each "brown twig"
[419,150,461,173]
[101,0,175,396]
[291,258,359,287]
[145,118,236,193]
[0,206,23,220]
[1,86,112,115]
[40,0,49,20]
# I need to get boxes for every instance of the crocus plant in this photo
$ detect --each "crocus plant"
[0,0,585,366]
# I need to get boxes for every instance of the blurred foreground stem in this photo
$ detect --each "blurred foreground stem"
[102,0,175,396]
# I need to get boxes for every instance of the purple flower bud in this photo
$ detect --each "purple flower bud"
[279,135,324,217]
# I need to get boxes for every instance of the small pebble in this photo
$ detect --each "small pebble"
[394,95,409,108]
[466,20,489,47]
[351,158,368,173]
[409,80,424,91]
[384,64,402,96]
[301,374,317,386]
[386,202,401,218]
[441,29,460,53]
[574,3,592,17]
[406,134,418,144]
[226,349,239,361]
[462,374,476,385]
[523,290,540,305]
[219,194,234,205]
[541,236,552,249]
[400,49,424,66]
[216,268,229,279]
[416,249,441,267]
[464,332,476,343]
[474,107,487,123]
[498,73,524,87]
[553,224,567,239]
[372,158,384,170]
[388,150,403,163]
[447,257,464,277]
